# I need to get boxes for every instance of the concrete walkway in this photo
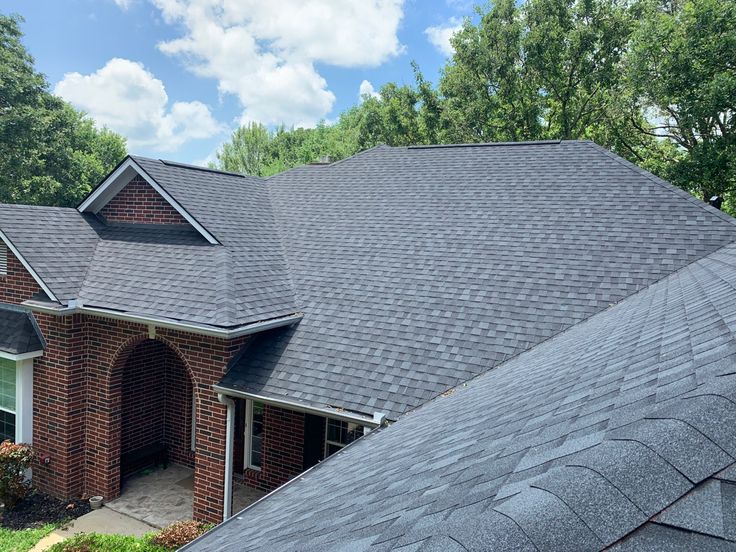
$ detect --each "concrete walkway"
[30,507,155,551]
[105,464,265,528]
[30,464,265,551]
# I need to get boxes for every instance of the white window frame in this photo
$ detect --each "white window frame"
[0,352,38,444]
[324,418,365,457]
[243,400,263,471]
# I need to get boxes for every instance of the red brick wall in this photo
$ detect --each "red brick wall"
[244,405,306,492]
[164,350,195,468]
[83,317,248,522]
[100,176,188,225]
[0,247,265,523]
[120,341,166,455]
[0,248,42,303]
[0,250,86,498]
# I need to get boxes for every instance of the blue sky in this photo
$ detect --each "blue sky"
[4,0,475,164]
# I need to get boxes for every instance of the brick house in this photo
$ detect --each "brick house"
[2,141,736,526]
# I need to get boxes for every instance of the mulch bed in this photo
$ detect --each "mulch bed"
[1,491,91,530]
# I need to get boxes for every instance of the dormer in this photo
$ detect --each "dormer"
[77,156,218,244]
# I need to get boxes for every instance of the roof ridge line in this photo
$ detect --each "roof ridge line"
[156,158,247,179]
[408,140,562,149]
[582,141,736,228]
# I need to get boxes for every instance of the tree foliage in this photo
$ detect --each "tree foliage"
[0,14,126,207]
[211,0,736,213]
[626,0,736,204]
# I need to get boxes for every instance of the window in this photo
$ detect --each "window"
[245,401,264,470]
[324,418,365,457]
[0,242,7,276]
[0,359,16,442]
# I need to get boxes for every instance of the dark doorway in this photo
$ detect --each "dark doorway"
[303,413,325,470]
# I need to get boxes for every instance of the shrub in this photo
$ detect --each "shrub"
[0,440,35,510]
[151,520,212,549]
[47,533,167,552]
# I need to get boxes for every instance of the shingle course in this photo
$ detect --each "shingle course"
[187,240,736,551]
[222,140,736,418]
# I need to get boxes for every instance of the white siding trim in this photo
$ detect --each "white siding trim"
[0,242,7,275]
[15,358,33,444]
[0,350,43,361]
[77,158,219,245]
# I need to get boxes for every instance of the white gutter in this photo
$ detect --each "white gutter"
[0,350,44,361]
[217,393,236,521]
[24,301,302,339]
[212,385,386,428]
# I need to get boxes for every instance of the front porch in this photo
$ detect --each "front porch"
[106,464,265,528]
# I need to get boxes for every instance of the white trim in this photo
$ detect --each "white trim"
[217,393,236,521]
[0,350,43,361]
[15,358,33,444]
[244,400,262,471]
[0,242,7,275]
[213,386,381,427]
[0,230,59,302]
[78,157,219,245]
[25,301,303,339]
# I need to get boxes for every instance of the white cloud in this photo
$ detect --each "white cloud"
[152,0,405,127]
[55,58,223,152]
[425,17,463,57]
[113,0,133,9]
[359,80,380,101]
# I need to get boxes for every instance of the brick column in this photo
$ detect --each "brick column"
[31,313,87,498]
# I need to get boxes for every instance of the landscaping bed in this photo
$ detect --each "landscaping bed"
[0,491,90,530]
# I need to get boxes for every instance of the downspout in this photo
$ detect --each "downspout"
[217,393,236,521]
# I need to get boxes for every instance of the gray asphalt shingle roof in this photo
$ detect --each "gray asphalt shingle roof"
[0,158,298,327]
[0,303,45,354]
[186,240,736,552]
[221,140,736,418]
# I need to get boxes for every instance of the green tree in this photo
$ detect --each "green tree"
[625,0,736,204]
[0,14,126,206]
[524,0,632,140]
[215,122,271,176]
[213,121,359,177]
[441,0,542,142]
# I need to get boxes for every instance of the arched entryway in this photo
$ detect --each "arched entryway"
[118,339,194,476]
[105,337,197,524]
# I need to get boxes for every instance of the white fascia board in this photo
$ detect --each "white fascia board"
[0,350,43,361]
[0,230,59,302]
[77,157,219,245]
[212,385,381,427]
[24,301,303,339]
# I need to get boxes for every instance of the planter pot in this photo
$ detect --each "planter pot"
[89,496,103,510]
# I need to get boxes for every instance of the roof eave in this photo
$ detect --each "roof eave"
[23,299,303,339]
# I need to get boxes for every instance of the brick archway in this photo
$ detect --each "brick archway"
[86,334,196,502]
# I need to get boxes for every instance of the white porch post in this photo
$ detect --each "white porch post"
[15,357,34,444]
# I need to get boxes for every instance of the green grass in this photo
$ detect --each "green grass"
[0,524,57,552]
[46,533,169,552]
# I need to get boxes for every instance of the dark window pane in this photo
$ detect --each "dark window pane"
[0,410,15,442]
[250,402,265,468]
[327,419,346,443]
[326,442,342,456]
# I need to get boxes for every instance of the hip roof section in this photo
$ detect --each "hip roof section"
[222,140,736,418]
[188,238,736,552]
